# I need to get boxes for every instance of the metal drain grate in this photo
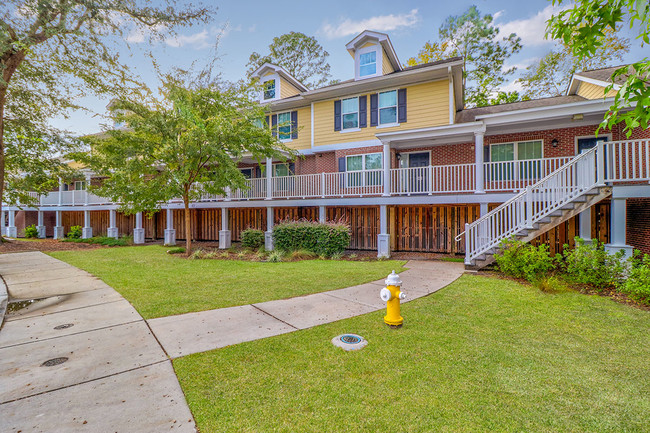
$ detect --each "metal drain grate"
[341,334,362,344]
[41,357,69,367]
[54,323,74,330]
[332,334,367,351]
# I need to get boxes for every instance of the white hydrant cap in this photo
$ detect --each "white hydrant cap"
[385,270,402,287]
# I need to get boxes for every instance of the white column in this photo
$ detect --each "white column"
[6,210,17,238]
[218,208,231,249]
[265,207,274,251]
[605,197,633,257]
[0,210,5,236]
[133,212,145,244]
[107,209,118,239]
[37,211,46,238]
[382,143,391,196]
[319,205,326,223]
[58,179,64,206]
[474,131,485,194]
[164,208,176,246]
[265,157,273,200]
[53,211,64,239]
[480,202,489,217]
[82,210,92,239]
[579,207,592,240]
[377,205,390,258]
[84,172,91,205]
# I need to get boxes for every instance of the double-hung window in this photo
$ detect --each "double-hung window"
[74,181,86,190]
[490,140,543,181]
[263,79,276,100]
[378,90,397,125]
[278,112,291,140]
[359,51,377,77]
[346,153,383,187]
[341,97,359,130]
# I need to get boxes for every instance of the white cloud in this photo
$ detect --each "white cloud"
[248,24,257,33]
[502,57,540,73]
[499,79,524,94]
[165,29,211,48]
[495,5,567,47]
[320,9,420,39]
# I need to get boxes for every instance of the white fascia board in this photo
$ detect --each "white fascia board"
[252,63,308,92]
[476,99,615,125]
[574,74,621,90]
[375,121,486,144]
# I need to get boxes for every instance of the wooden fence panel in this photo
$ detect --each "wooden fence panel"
[326,206,378,250]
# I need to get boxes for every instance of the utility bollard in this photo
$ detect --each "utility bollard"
[380,270,406,328]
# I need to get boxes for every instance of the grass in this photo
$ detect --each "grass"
[173,274,650,433]
[49,245,406,319]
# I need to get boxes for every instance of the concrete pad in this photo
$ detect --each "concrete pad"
[4,287,124,321]
[0,251,58,266]
[148,304,295,358]
[325,283,386,309]
[0,299,140,348]
[0,361,196,433]
[7,274,109,300]
[0,260,75,275]
[2,266,92,286]
[254,293,377,330]
[0,321,166,403]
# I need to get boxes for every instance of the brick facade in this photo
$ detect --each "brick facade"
[627,198,650,255]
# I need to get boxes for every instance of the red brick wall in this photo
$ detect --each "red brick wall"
[627,198,650,255]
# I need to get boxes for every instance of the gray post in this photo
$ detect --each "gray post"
[164,208,176,246]
[579,207,592,240]
[53,211,64,239]
[82,210,92,239]
[218,208,231,249]
[133,212,145,244]
[474,131,485,194]
[319,205,326,223]
[0,210,5,236]
[266,157,273,200]
[265,207,274,251]
[6,210,17,238]
[377,205,390,258]
[107,209,118,239]
[382,143,391,196]
[37,211,46,238]
[605,197,633,257]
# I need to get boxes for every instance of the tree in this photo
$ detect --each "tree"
[82,75,292,253]
[519,28,630,99]
[547,0,650,136]
[246,32,331,88]
[0,1,212,236]
[407,6,522,107]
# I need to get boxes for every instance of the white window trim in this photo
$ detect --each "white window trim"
[355,44,383,81]
[260,73,281,102]
[345,152,383,187]
[398,150,432,168]
[74,181,86,190]
[341,97,360,132]
[277,111,292,142]
[272,162,293,177]
[490,139,545,161]
[378,89,398,126]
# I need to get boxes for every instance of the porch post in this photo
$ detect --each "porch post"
[265,206,274,251]
[6,210,17,238]
[107,209,118,239]
[82,210,92,239]
[377,205,390,258]
[474,131,485,194]
[0,210,5,236]
[37,211,46,238]
[133,212,145,244]
[319,205,326,223]
[605,197,633,257]
[84,172,91,205]
[164,208,176,246]
[382,143,391,196]
[53,211,64,239]
[265,157,273,200]
[218,208,231,249]
[579,207,592,240]
[58,179,64,206]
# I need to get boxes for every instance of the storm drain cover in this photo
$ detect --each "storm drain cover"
[54,323,74,330]
[41,357,68,367]
[332,334,367,351]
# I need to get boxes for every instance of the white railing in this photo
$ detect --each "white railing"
[322,169,384,197]
[604,139,650,182]
[230,177,267,200]
[390,163,475,195]
[273,173,321,198]
[458,147,599,265]
[484,156,573,191]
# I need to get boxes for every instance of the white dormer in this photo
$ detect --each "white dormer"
[346,30,402,81]
[250,63,308,103]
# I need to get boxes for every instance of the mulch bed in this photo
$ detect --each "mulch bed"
[0,238,105,253]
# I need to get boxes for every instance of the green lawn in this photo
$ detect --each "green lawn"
[49,245,406,319]
[173,275,650,433]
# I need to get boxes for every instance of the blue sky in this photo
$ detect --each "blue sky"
[55,0,646,135]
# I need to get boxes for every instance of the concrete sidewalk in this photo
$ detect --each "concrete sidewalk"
[0,252,196,433]
[148,260,464,358]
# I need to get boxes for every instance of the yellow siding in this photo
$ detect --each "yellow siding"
[576,81,617,99]
[313,79,450,147]
[280,78,301,99]
[382,48,394,75]
[270,106,311,151]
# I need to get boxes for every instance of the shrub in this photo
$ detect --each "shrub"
[266,250,285,263]
[619,252,650,305]
[494,238,554,283]
[67,225,82,239]
[535,276,569,293]
[241,228,265,249]
[24,224,38,238]
[167,247,186,255]
[560,238,625,290]
[272,219,350,257]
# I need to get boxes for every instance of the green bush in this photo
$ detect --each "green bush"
[494,238,555,283]
[167,247,186,254]
[24,224,38,238]
[619,252,650,305]
[560,238,625,290]
[241,229,265,249]
[67,225,82,239]
[272,219,350,257]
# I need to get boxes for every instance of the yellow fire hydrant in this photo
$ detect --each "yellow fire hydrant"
[380,270,406,327]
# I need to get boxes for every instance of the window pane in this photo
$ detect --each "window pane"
[341,97,358,113]
[274,164,289,177]
[517,140,542,160]
[491,143,514,161]
[342,113,358,129]
[360,51,376,65]
[379,91,397,108]
[347,155,363,171]
[278,112,291,139]
[264,80,275,99]
[379,107,397,125]
[360,63,376,76]
[365,153,383,169]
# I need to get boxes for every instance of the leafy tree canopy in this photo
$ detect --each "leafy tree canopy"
[547,0,650,136]
[246,32,332,89]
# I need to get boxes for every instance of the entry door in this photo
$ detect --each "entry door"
[408,152,430,193]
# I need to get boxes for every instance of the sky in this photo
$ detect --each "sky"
[52,0,647,136]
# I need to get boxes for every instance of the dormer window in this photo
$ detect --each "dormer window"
[263,79,276,100]
[359,51,377,77]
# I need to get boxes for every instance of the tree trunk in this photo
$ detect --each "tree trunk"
[183,195,192,255]
[0,87,6,242]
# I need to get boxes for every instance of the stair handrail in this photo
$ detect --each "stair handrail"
[456,145,600,264]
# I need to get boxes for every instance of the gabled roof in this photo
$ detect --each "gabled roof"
[456,95,588,123]
[345,30,401,72]
[567,64,630,95]
[250,63,309,92]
